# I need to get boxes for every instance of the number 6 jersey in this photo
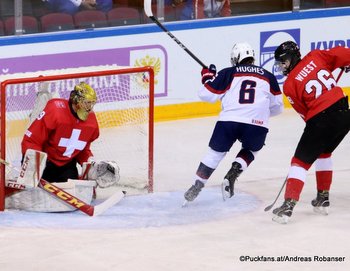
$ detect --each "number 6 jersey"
[199,64,283,129]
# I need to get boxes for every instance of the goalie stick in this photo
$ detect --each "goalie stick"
[143,0,207,68]
[0,156,125,217]
[264,67,346,212]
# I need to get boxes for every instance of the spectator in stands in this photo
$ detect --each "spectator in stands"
[173,0,231,20]
[43,0,113,15]
[199,0,231,18]
[170,0,194,20]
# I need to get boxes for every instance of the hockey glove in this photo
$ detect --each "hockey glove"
[85,160,120,188]
[201,64,217,84]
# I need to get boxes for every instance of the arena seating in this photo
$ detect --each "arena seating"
[40,13,75,32]
[4,15,39,35]
[0,19,4,36]
[107,7,141,26]
[74,10,109,29]
[0,1,349,35]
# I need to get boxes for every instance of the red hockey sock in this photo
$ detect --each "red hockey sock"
[285,178,304,201]
[316,171,332,191]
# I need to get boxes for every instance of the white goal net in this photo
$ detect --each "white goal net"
[0,65,154,210]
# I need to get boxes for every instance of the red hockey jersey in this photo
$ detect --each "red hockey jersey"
[283,46,350,121]
[21,98,99,166]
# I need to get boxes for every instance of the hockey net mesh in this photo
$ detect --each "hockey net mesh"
[0,66,154,209]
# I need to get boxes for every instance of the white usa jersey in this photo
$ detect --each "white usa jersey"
[199,64,283,128]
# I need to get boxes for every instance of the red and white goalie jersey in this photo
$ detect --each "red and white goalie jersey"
[21,98,99,166]
[199,64,283,128]
[282,46,350,121]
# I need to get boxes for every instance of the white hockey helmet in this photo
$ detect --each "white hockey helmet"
[230,42,255,66]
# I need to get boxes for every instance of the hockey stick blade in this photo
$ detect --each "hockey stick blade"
[143,0,207,68]
[264,177,287,212]
[93,190,126,216]
[264,203,275,212]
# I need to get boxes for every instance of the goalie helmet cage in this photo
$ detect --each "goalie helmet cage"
[0,66,155,211]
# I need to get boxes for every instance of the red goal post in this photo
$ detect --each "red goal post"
[0,65,154,211]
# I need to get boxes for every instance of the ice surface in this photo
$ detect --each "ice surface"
[1,109,349,271]
[0,189,259,229]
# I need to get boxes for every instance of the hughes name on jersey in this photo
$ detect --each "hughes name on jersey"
[199,65,283,128]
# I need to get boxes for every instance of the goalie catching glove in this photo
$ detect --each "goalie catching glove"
[84,160,120,188]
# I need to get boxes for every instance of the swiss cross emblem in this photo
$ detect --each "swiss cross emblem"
[58,129,87,157]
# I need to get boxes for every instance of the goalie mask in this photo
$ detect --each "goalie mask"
[230,42,255,66]
[274,41,301,76]
[70,82,97,121]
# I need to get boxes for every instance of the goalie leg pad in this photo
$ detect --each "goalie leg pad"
[5,179,96,212]
[12,149,48,189]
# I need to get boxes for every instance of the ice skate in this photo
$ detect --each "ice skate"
[183,180,205,206]
[311,190,329,215]
[272,199,296,224]
[222,162,242,201]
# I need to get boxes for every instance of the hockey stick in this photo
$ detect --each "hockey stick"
[264,67,346,212]
[0,157,125,216]
[263,177,287,212]
[143,0,207,68]
[335,66,345,83]
[39,178,125,216]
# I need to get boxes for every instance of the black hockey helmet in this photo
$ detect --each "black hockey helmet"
[274,41,301,75]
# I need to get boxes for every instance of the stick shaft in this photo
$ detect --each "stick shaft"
[264,178,287,212]
[336,67,345,82]
[0,157,123,216]
[38,178,95,216]
[144,0,207,69]
[150,16,207,68]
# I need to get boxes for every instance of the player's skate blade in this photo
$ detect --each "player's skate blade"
[221,179,231,201]
[272,199,296,224]
[272,214,290,224]
[182,200,189,207]
[311,191,329,216]
[313,206,329,215]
